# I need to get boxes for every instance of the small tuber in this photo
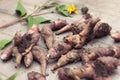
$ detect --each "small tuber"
[27,71,45,80]
[12,47,22,68]
[93,22,111,38]
[111,31,120,42]
[24,51,33,67]
[50,19,68,31]
[0,47,12,61]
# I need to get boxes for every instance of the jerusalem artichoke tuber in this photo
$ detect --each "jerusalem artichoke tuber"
[93,22,111,38]
[32,46,47,76]
[41,26,54,49]
[14,31,22,46]
[0,47,12,61]
[14,25,40,56]
[111,31,120,42]
[82,45,120,63]
[24,51,33,67]
[12,47,22,68]
[58,57,120,80]
[51,49,87,71]
[47,41,72,59]
[27,71,45,80]
[50,19,68,31]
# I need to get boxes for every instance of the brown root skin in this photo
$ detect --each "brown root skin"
[82,45,120,63]
[111,31,120,42]
[32,46,47,76]
[48,42,72,59]
[0,47,12,61]
[14,31,22,46]
[51,49,87,71]
[41,26,54,49]
[55,25,72,35]
[93,22,112,38]
[24,51,33,67]
[12,47,22,68]
[51,19,68,31]
[58,57,119,80]
[27,71,45,80]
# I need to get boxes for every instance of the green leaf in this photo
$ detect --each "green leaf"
[6,71,23,80]
[35,17,51,23]
[26,15,50,29]
[0,39,12,50]
[56,5,70,17]
[0,77,3,80]
[16,1,27,17]
[26,15,39,28]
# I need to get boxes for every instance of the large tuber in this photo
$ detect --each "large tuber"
[32,46,47,76]
[41,26,54,49]
[58,57,120,80]
[51,49,87,71]
[27,71,45,80]
[47,42,72,59]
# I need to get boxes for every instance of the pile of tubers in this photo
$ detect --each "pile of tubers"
[0,8,120,80]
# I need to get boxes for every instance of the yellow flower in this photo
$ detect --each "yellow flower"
[67,4,78,14]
